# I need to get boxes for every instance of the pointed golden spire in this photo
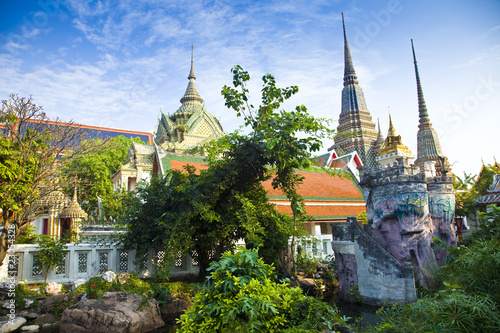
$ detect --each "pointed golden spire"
[387,108,396,137]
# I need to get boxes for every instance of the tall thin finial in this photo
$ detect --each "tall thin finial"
[377,117,381,134]
[411,39,430,123]
[387,109,396,137]
[188,42,196,80]
[342,13,358,86]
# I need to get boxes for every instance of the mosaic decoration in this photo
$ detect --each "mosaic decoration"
[32,255,42,276]
[99,252,109,272]
[155,250,165,266]
[78,252,88,273]
[191,250,198,266]
[174,251,183,267]
[55,254,66,274]
[140,253,148,271]
[119,250,128,272]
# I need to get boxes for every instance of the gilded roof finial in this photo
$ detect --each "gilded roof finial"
[387,108,396,137]
[342,13,358,86]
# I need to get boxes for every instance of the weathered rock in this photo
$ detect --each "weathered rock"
[60,292,165,333]
[45,282,62,296]
[0,317,27,333]
[297,276,316,293]
[101,271,117,283]
[39,295,66,313]
[20,325,40,331]
[160,298,191,323]
[39,293,83,314]
[24,312,39,320]
[34,313,57,325]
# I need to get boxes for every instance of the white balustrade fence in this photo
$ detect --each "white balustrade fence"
[0,243,199,284]
[1,235,335,284]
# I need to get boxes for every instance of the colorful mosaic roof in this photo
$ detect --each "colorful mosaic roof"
[476,174,500,205]
[329,13,377,167]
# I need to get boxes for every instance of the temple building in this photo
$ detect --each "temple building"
[154,46,225,152]
[328,13,378,167]
[376,113,415,166]
[112,46,225,190]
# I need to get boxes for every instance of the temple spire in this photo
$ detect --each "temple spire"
[411,39,430,128]
[180,43,203,105]
[387,109,396,137]
[342,12,358,86]
[412,39,446,168]
[188,42,196,80]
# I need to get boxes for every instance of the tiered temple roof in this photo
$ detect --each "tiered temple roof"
[376,113,414,166]
[154,45,224,152]
[411,40,446,168]
[329,13,378,167]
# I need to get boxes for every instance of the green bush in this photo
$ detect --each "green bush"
[367,292,500,333]
[76,273,152,299]
[438,238,500,304]
[177,248,346,332]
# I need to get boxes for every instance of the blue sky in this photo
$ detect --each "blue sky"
[1,0,499,177]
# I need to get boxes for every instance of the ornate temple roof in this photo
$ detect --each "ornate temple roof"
[476,174,500,205]
[377,114,413,158]
[59,188,87,219]
[329,13,377,167]
[154,45,224,152]
[411,40,446,167]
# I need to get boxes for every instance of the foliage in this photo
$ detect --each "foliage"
[64,135,144,216]
[357,211,367,224]
[177,248,346,332]
[454,164,499,218]
[365,292,500,333]
[16,224,38,244]
[8,283,41,311]
[76,273,152,299]
[437,239,500,304]
[465,204,500,243]
[36,235,70,282]
[0,93,106,266]
[118,67,334,277]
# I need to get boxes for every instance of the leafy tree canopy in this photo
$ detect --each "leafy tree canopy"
[118,67,335,276]
[64,135,144,216]
[0,94,106,265]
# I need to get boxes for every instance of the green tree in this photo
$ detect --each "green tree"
[64,135,144,216]
[0,94,105,266]
[36,234,70,282]
[118,67,335,277]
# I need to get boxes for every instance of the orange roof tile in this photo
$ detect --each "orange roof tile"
[263,171,363,200]
[275,204,365,218]
[170,160,208,175]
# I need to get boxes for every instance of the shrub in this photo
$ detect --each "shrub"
[367,292,500,333]
[177,248,346,332]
